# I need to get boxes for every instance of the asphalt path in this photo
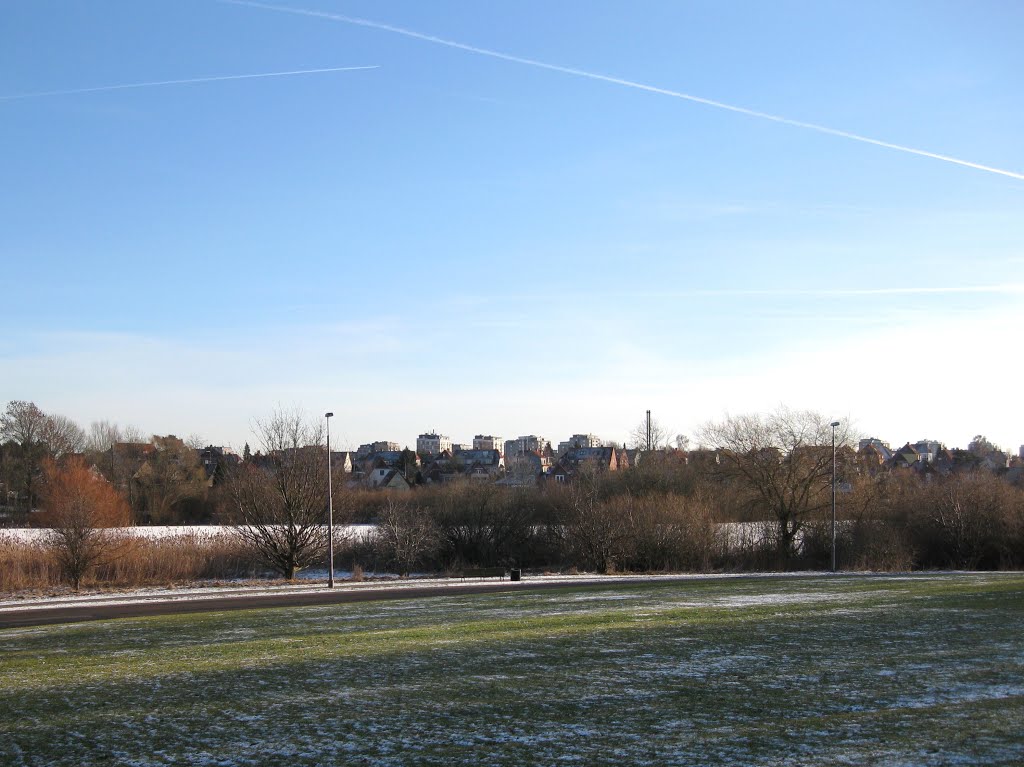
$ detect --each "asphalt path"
[0,577,649,629]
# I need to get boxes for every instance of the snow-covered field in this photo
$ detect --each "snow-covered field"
[2,573,1022,766]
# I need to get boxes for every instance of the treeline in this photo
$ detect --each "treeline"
[1,401,224,525]
[350,463,1024,576]
[5,462,1019,593]
[2,404,1022,592]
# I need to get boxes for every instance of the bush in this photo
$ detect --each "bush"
[429,482,539,570]
[623,494,718,572]
[903,473,1023,569]
[370,499,439,576]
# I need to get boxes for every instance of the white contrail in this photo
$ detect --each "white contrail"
[0,65,378,102]
[219,0,1024,183]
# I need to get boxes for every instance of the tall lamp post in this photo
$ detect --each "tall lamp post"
[830,420,841,573]
[325,412,335,589]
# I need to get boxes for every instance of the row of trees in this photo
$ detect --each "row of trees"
[7,404,1022,588]
[1,401,212,524]
[24,450,1023,590]
[271,407,1020,577]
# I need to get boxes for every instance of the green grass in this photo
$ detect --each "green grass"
[2,574,1023,766]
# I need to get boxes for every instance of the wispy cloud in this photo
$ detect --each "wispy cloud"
[696,284,1024,297]
[452,284,1024,306]
[0,65,378,102]
[220,0,1024,183]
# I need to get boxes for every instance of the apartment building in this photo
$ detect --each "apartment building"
[416,432,452,456]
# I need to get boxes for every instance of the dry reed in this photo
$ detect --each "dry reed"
[1,531,263,594]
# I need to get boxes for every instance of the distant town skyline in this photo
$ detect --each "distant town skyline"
[8,398,1022,461]
[2,1,1021,456]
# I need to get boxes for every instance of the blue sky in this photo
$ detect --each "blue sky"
[2,0,1022,453]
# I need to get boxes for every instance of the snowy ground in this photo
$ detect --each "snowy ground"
[2,573,1022,766]
[2,521,783,546]
[0,570,827,613]
[1,524,377,543]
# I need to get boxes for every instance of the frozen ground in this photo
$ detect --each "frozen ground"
[2,572,1022,766]
[0,570,831,613]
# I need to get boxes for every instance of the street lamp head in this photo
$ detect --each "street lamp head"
[830,421,840,428]
[325,412,334,419]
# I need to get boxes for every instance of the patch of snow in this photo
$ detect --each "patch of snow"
[2,524,377,543]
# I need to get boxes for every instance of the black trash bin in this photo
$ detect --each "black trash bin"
[510,569,521,582]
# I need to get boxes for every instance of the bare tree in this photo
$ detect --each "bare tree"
[84,420,146,453]
[373,498,437,576]
[1,401,48,446]
[85,420,121,454]
[967,435,1000,457]
[1,402,83,456]
[40,414,85,457]
[1,401,84,513]
[2,401,49,513]
[221,409,333,580]
[555,465,632,573]
[41,457,131,590]
[920,472,1017,569]
[698,407,850,563]
[83,422,150,510]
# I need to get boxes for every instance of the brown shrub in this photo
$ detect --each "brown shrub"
[626,493,719,572]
